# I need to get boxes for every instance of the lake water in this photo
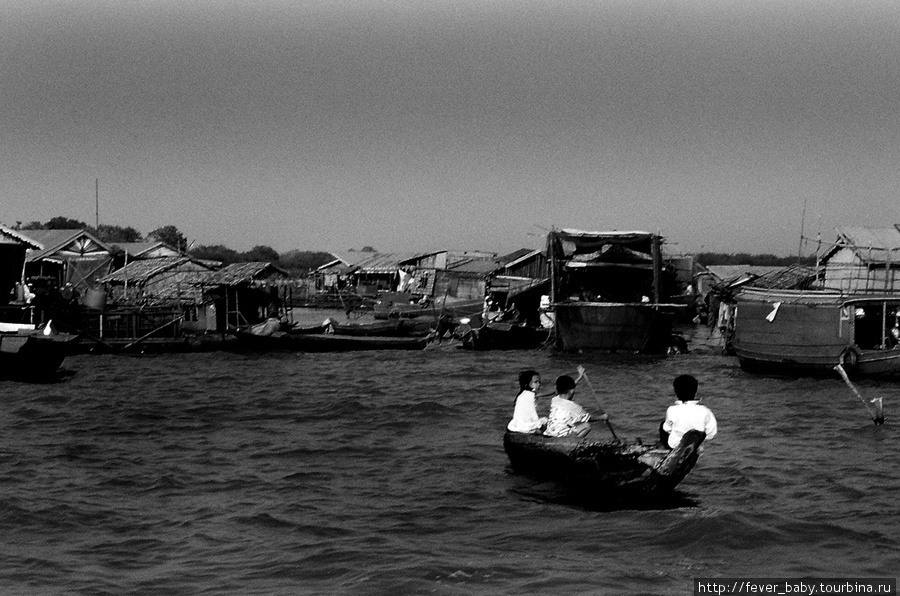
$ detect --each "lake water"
[1,324,898,594]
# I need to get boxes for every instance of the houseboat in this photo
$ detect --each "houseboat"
[731,226,900,378]
[732,288,900,377]
[547,229,682,353]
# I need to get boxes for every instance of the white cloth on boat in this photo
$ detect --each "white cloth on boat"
[507,390,546,433]
[544,396,591,437]
[663,400,717,448]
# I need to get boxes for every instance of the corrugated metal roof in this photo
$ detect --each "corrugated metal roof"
[446,258,500,274]
[319,251,419,274]
[112,241,179,257]
[831,226,900,264]
[20,229,113,261]
[498,248,537,266]
[0,224,41,248]
[354,252,419,273]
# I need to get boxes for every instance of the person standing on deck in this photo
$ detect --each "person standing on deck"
[660,374,717,449]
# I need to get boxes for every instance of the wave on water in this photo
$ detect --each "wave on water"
[2,348,900,592]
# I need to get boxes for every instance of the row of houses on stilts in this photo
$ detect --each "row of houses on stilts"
[6,222,900,354]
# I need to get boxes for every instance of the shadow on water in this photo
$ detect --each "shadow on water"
[1,368,78,384]
[505,469,700,512]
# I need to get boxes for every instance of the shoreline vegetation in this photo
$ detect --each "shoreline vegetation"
[7,216,816,277]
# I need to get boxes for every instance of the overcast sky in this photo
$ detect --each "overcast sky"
[2,0,899,256]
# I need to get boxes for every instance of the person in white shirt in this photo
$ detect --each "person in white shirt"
[544,372,595,438]
[507,370,546,434]
[660,374,717,449]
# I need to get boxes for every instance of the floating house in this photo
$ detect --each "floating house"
[547,229,680,353]
[731,226,900,378]
[819,226,900,293]
[315,251,418,296]
[398,250,499,301]
[198,262,291,329]
[99,256,216,306]
[484,249,549,325]
[0,225,40,308]
[19,229,115,293]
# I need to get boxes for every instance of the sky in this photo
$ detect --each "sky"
[2,0,899,257]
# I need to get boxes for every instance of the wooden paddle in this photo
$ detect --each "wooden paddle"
[834,364,884,425]
[579,370,620,441]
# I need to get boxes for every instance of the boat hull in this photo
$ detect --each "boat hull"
[460,322,550,350]
[0,332,77,380]
[330,318,434,337]
[553,302,673,353]
[503,429,704,495]
[732,289,900,378]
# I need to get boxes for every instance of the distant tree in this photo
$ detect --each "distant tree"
[148,225,187,251]
[279,250,335,275]
[45,216,90,229]
[21,221,44,230]
[96,224,142,243]
[241,245,280,263]
[696,252,815,267]
[190,244,240,265]
[360,246,376,253]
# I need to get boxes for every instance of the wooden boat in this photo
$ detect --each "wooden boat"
[732,288,900,377]
[288,322,330,335]
[0,330,78,380]
[503,429,705,495]
[233,329,430,352]
[329,318,434,337]
[373,292,483,321]
[547,229,683,353]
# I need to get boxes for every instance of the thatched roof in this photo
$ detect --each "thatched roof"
[100,257,213,284]
[199,262,290,286]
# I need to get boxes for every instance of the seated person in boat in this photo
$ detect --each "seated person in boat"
[544,368,596,438]
[507,370,547,434]
[659,374,717,449]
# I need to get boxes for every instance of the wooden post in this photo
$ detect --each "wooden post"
[651,234,662,305]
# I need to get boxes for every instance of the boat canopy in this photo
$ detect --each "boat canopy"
[553,229,656,255]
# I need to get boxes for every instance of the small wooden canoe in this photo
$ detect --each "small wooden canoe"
[503,429,705,496]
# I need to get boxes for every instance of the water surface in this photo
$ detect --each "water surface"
[1,327,898,594]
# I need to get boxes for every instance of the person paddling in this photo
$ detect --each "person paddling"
[659,374,717,449]
[543,371,598,438]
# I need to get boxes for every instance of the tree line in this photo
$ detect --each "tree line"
[12,217,333,276]
[695,252,816,267]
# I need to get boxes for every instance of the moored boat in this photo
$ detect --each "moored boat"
[329,318,434,337]
[0,329,79,381]
[373,292,483,321]
[732,288,900,378]
[503,429,705,496]
[546,229,683,353]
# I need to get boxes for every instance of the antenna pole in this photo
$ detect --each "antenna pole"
[797,197,808,263]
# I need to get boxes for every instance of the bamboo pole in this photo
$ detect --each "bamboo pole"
[121,316,184,352]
